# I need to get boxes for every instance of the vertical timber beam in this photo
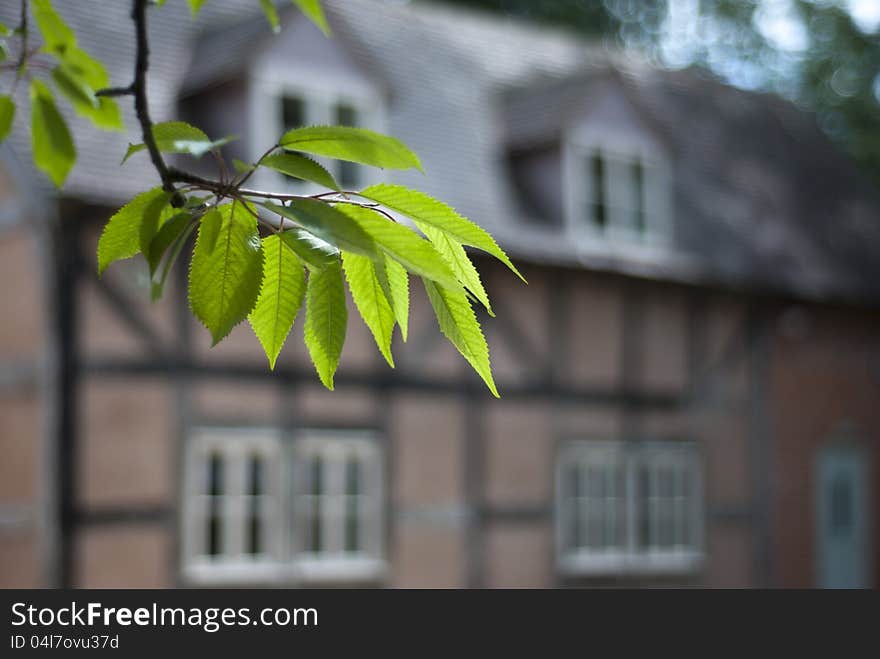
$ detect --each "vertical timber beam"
[53,212,80,588]
[747,302,773,587]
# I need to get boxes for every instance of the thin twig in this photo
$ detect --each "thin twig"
[95,85,134,98]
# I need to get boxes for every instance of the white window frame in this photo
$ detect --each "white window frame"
[562,125,673,256]
[247,59,386,194]
[181,427,385,585]
[556,440,703,577]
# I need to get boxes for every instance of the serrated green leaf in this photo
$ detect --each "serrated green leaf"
[123,122,235,162]
[342,251,396,367]
[30,79,75,187]
[248,234,307,369]
[189,202,264,345]
[383,255,409,342]
[33,0,75,55]
[262,152,340,190]
[423,278,498,397]
[279,126,422,172]
[259,0,281,33]
[262,199,377,257]
[97,187,170,275]
[0,96,14,144]
[198,207,223,253]
[279,229,339,270]
[360,184,524,281]
[151,219,196,302]
[147,211,192,275]
[291,0,331,35]
[333,204,460,290]
[187,0,207,17]
[304,261,347,390]
[416,224,493,316]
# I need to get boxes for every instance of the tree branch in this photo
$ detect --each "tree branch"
[131,0,174,194]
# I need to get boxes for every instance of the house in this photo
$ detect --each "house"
[0,0,877,588]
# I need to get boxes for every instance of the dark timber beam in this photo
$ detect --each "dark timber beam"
[83,358,687,408]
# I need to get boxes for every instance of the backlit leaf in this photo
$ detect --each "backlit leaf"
[262,199,377,257]
[262,152,340,190]
[123,122,235,162]
[279,229,340,270]
[334,204,459,290]
[249,234,307,369]
[0,96,14,144]
[291,0,331,35]
[189,202,264,345]
[383,255,409,341]
[30,79,75,187]
[343,251,396,367]
[423,278,498,397]
[259,0,281,33]
[304,261,347,389]
[360,184,523,281]
[279,126,422,172]
[97,187,170,275]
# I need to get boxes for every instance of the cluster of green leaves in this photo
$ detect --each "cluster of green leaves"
[0,0,123,185]
[100,120,522,395]
[2,0,523,395]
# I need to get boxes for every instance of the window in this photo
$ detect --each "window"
[183,428,384,584]
[564,134,671,248]
[556,441,702,575]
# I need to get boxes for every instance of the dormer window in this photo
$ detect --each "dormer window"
[249,69,384,194]
[564,131,672,249]
[275,91,373,190]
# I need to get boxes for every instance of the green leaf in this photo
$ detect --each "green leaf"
[291,0,331,35]
[279,229,340,270]
[123,121,235,162]
[417,225,493,316]
[51,65,122,131]
[262,199,377,257]
[233,158,255,174]
[0,96,14,144]
[342,251,396,367]
[30,79,75,187]
[151,220,197,302]
[262,152,340,190]
[360,184,524,281]
[97,187,170,275]
[189,202,265,345]
[147,211,192,275]
[423,278,498,397]
[259,0,281,33]
[187,0,208,17]
[0,22,10,38]
[304,261,347,390]
[333,204,460,290]
[248,234,307,369]
[279,126,423,172]
[33,0,76,55]
[383,255,409,341]
[197,207,223,253]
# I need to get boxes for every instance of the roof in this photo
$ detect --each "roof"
[1,0,878,303]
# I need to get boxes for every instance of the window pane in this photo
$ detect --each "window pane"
[246,454,263,556]
[207,453,223,557]
[281,96,305,130]
[309,455,323,553]
[344,458,361,553]
[589,152,606,229]
[631,158,645,235]
[335,103,360,187]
